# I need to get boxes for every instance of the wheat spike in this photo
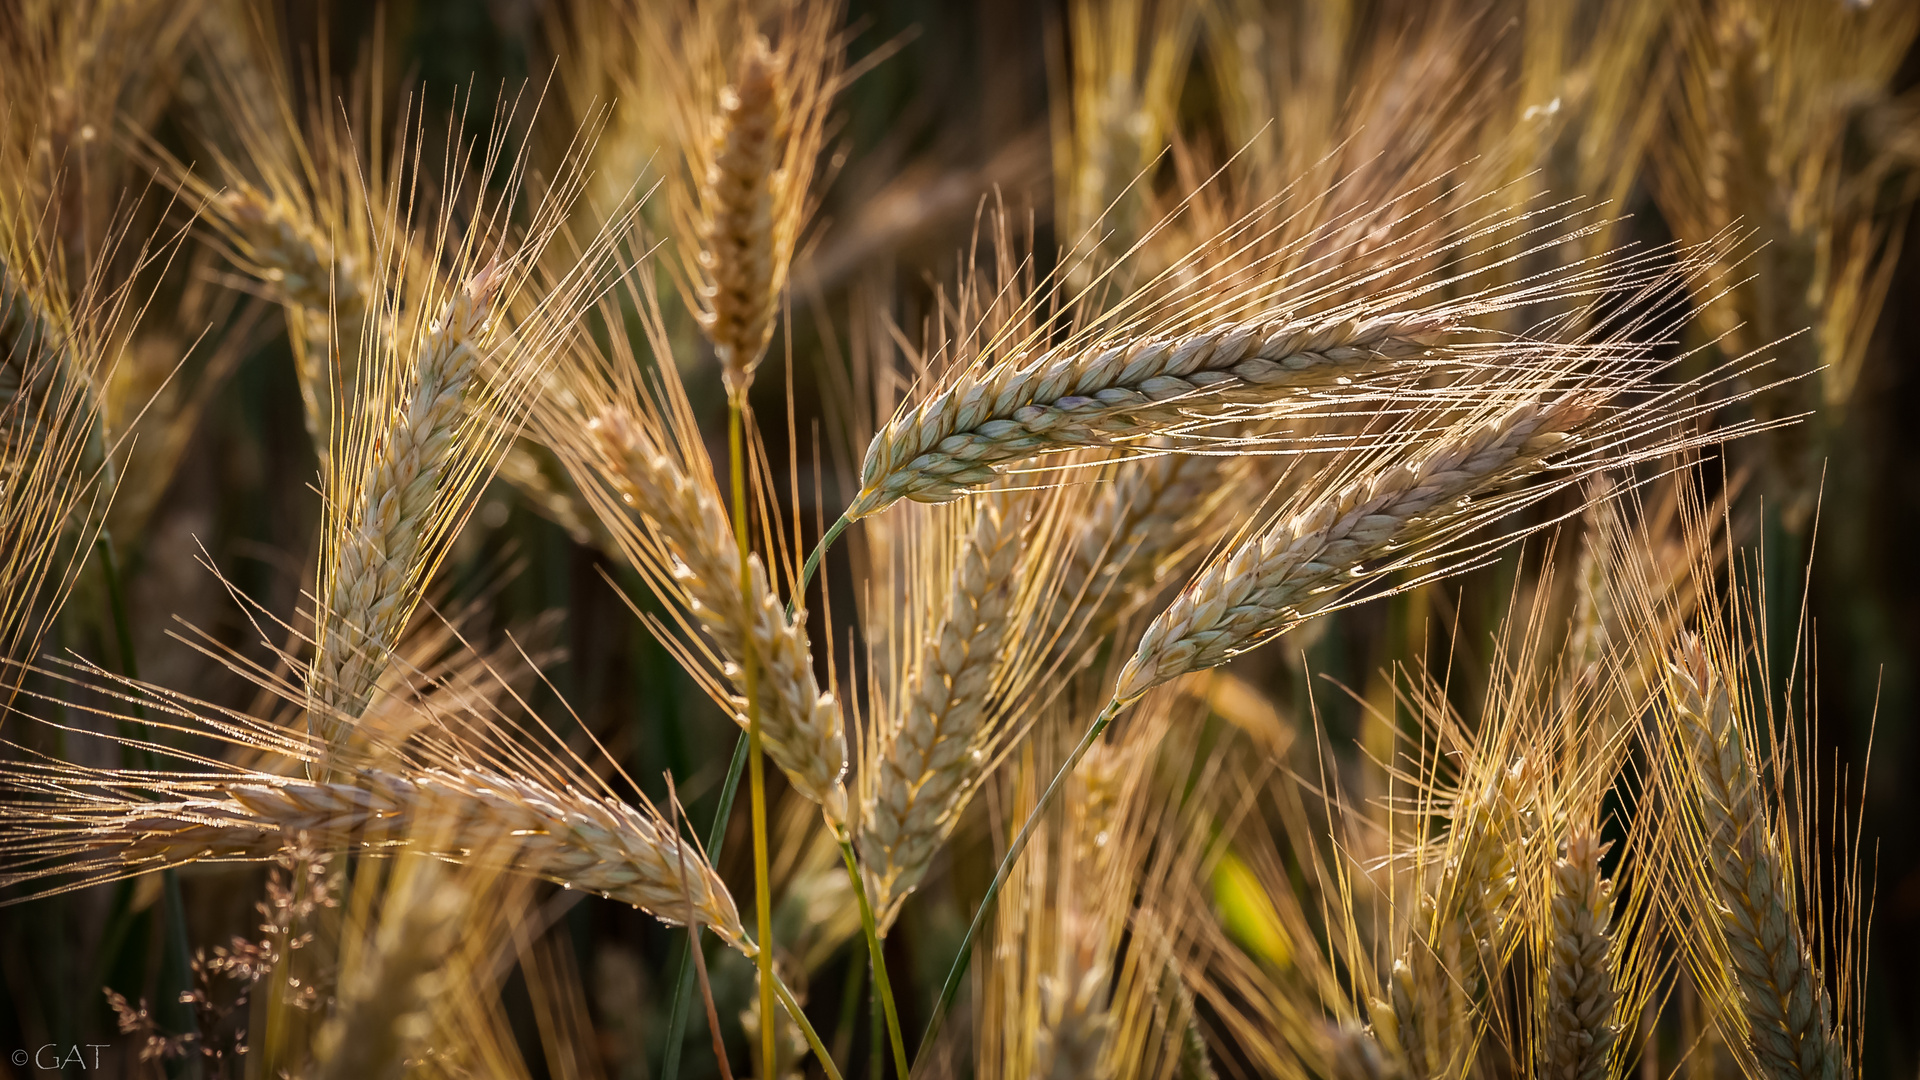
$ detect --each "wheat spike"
[592,407,848,822]
[699,36,785,397]
[313,262,501,730]
[3,761,752,954]
[1388,761,1526,1080]
[850,310,1448,518]
[1668,635,1846,1080]
[656,0,841,400]
[1544,828,1622,1080]
[312,862,466,1080]
[1034,962,1116,1080]
[858,495,1022,922]
[1115,397,1588,703]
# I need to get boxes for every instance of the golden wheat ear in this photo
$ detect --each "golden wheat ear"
[528,254,850,827]
[647,0,845,401]
[306,92,634,745]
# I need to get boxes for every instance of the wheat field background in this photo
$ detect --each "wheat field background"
[2,1,1919,1078]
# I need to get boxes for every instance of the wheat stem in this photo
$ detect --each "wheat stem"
[727,400,779,1080]
[839,838,910,1077]
[917,697,1126,1071]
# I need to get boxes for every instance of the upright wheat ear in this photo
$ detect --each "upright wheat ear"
[858,496,1022,922]
[700,36,785,397]
[314,262,501,731]
[312,864,464,1080]
[592,409,848,823]
[1545,828,1622,1080]
[1668,635,1845,1080]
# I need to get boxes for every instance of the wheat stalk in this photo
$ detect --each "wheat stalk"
[1544,828,1622,1080]
[1115,397,1589,703]
[2,761,752,954]
[591,407,848,822]
[850,310,1449,517]
[1667,634,1846,1080]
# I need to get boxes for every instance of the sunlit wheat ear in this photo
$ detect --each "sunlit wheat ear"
[1114,394,1593,704]
[305,97,626,745]
[850,307,1450,518]
[653,0,842,399]
[0,754,753,955]
[313,261,502,731]
[1665,634,1846,1080]
[589,407,847,823]
[1543,828,1621,1080]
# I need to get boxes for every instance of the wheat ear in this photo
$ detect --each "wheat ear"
[1115,398,1587,703]
[1035,962,1117,1080]
[312,864,465,1080]
[699,35,785,397]
[857,496,1022,922]
[1668,635,1846,1080]
[1383,758,1528,1080]
[312,262,501,730]
[14,764,751,953]
[850,311,1448,517]
[591,408,848,822]
[1544,828,1622,1080]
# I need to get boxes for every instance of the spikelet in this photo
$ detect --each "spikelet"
[1665,634,1847,1080]
[589,406,847,823]
[653,0,841,399]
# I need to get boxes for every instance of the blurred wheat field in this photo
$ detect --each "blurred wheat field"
[1,0,1918,1078]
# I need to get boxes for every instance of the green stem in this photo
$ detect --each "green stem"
[728,401,779,1080]
[913,698,1125,1072]
[788,510,851,620]
[839,839,909,1077]
[772,968,844,1080]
